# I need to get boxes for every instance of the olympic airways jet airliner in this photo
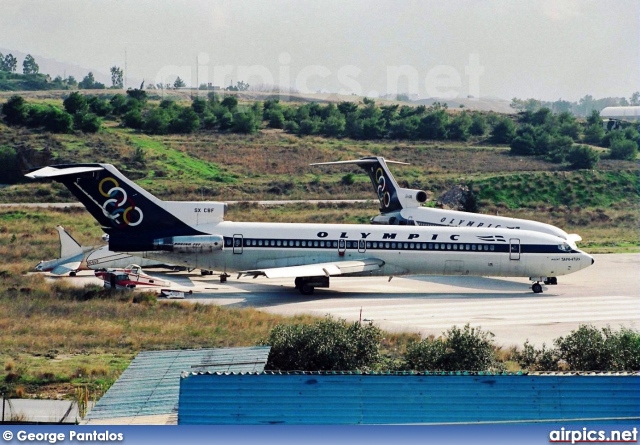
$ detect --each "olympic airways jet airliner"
[312,157,582,285]
[26,164,594,295]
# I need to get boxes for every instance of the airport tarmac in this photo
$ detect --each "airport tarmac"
[60,253,639,348]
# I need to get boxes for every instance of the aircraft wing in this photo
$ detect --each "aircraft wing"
[50,261,82,276]
[238,258,385,279]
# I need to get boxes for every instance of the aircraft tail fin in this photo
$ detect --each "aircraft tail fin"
[311,157,427,212]
[56,225,83,258]
[26,164,224,250]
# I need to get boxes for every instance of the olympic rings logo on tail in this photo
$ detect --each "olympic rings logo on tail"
[375,167,391,209]
[98,177,144,227]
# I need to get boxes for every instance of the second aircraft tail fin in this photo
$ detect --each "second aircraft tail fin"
[311,157,427,212]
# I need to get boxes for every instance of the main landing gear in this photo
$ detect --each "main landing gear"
[294,276,330,295]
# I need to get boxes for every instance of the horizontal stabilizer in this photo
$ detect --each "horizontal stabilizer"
[239,258,385,279]
[51,262,82,276]
[25,165,104,179]
[311,158,409,167]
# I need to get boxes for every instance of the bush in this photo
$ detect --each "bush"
[73,112,102,133]
[447,113,472,141]
[266,109,286,129]
[554,325,640,371]
[0,145,21,184]
[231,111,259,134]
[63,92,88,115]
[1,95,28,126]
[88,97,113,117]
[609,138,638,161]
[490,117,516,144]
[405,324,501,371]
[143,107,172,134]
[567,145,599,169]
[469,113,487,136]
[514,341,559,371]
[583,124,604,144]
[122,109,143,129]
[263,317,383,371]
[28,105,73,133]
[169,107,200,134]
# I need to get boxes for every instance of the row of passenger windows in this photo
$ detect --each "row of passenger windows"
[224,238,498,252]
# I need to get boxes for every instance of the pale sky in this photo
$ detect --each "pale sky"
[1,0,638,101]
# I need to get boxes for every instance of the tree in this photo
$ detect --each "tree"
[173,76,186,89]
[78,72,105,89]
[447,112,472,141]
[1,53,18,72]
[630,92,640,106]
[22,54,39,75]
[231,111,259,134]
[221,96,238,111]
[490,117,516,144]
[469,113,487,136]
[191,98,207,114]
[169,107,200,133]
[1,95,28,126]
[63,92,89,115]
[143,107,172,135]
[567,145,599,169]
[110,66,124,89]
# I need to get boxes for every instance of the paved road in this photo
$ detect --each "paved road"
[60,253,639,348]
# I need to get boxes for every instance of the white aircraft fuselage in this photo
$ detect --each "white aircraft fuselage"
[144,221,591,280]
[26,164,594,294]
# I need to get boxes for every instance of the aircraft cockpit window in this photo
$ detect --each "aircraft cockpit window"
[558,243,571,252]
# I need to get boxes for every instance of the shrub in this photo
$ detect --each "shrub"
[514,341,559,371]
[0,145,21,184]
[73,112,102,133]
[609,138,638,161]
[567,145,599,169]
[122,109,143,129]
[583,124,604,144]
[263,317,383,371]
[143,107,172,134]
[554,325,640,371]
[29,105,73,133]
[169,107,200,134]
[88,96,113,117]
[1,95,28,126]
[469,113,487,136]
[447,113,472,141]
[405,324,501,371]
[63,92,88,115]
[231,111,259,134]
[490,117,516,144]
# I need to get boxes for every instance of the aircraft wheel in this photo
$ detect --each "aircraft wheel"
[69,271,77,277]
[299,284,315,295]
[532,283,543,294]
